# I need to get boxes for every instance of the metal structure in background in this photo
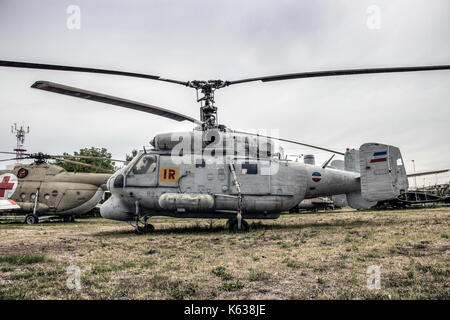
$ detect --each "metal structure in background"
[11,123,29,163]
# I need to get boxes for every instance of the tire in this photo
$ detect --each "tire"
[135,224,155,234]
[25,214,39,225]
[143,224,155,233]
[227,218,249,232]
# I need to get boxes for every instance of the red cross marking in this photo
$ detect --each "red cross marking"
[0,176,15,197]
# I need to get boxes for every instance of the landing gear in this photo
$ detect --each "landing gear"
[226,218,249,232]
[63,216,75,222]
[25,214,39,225]
[135,223,155,234]
[133,208,155,234]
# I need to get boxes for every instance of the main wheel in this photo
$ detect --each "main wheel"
[25,214,39,225]
[135,224,155,234]
[227,218,249,232]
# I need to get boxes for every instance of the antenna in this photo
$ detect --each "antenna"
[11,123,30,163]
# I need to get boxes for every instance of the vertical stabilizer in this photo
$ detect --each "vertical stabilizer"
[359,143,408,202]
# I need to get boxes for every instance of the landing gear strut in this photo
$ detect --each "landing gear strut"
[133,201,154,234]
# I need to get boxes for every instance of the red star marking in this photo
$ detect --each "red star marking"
[0,176,15,197]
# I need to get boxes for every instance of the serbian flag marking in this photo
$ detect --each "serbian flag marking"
[312,172,322,182]
[370,151,388,163]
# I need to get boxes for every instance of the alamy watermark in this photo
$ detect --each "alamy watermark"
[66,265,81,290]
[366,5,381,30]
[366,265,381,290]
[166,128,281,175]
[66,5,81,30]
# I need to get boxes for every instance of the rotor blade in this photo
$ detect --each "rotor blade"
[0,157,23,162]
[407,169,449,178]
[31,81,201,124]
[233,130,345,155]
[227,65,450,85]
[53,155,127,163]
[56,158,114,173]
[0,60,189,86]
[0,151,31,156]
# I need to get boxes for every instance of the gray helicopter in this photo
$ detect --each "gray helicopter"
[1,60,449,233]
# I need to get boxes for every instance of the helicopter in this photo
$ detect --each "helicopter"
[0,151,123,224]
[0,60,449,233]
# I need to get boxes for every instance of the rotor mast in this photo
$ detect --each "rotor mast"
[187,80,228,130]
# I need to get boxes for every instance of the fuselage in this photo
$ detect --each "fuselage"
[101,149,360,221]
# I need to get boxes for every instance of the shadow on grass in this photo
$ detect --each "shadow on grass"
[91,215,422,237]
[0,216,103,226]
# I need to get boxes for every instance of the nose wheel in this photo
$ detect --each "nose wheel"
[135,223,155,234]
[133,214,155,234]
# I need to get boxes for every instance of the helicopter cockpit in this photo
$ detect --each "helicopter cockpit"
[124,153,159,187]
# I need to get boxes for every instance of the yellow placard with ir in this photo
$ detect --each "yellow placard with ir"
[159,166,180,182]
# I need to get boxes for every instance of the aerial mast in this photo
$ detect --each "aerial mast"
[11,123,29,163]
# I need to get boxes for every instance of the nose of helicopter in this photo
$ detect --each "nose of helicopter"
[100,193,133,221]
[100,173,132,221]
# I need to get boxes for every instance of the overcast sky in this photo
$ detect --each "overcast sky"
[0,0,449,186]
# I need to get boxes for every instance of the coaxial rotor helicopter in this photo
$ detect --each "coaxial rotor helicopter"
[0,150,125,224]
[1,60,449,233]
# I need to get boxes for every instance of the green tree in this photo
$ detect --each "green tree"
[126,149,138,162]
[53,147,116,173]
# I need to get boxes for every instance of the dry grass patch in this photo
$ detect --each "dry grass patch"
[0,206,449,299]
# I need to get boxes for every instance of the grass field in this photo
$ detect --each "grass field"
[0,207,449,300]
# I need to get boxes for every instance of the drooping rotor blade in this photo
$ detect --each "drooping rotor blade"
[233,130,345,155]
[57,158,114,173]
[53,154,127,163]
[31,81,201,124]
[0,60,189,86]
[407,169,449,178]
[227,65,450,86]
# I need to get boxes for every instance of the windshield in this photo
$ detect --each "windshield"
[132,154,157,175]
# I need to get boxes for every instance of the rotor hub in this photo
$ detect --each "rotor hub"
[186,80,230,129]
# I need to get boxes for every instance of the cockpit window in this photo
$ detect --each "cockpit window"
[132,155,157,175]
